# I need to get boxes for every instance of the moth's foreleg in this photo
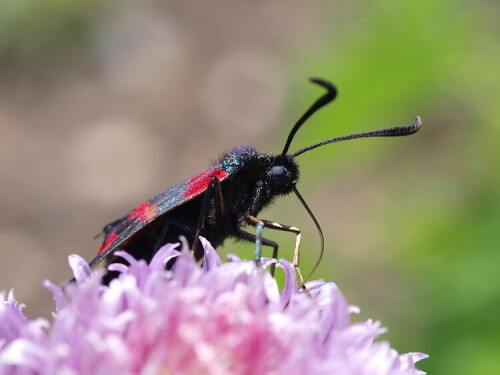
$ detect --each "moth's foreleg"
[234,228,279,276]
[245,215,306,288]
[192,176,225,254]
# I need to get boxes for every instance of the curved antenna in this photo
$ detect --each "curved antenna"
[292,116,422,158]
[282,78,337,156]
[292,186,324,282]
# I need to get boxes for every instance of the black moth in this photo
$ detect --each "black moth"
[90,78,421,284]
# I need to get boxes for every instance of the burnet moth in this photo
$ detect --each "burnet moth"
[90,78,421,284]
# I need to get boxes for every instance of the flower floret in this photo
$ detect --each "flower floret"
[0,238,427,374]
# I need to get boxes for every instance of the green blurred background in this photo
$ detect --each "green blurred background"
[0,1,498,373]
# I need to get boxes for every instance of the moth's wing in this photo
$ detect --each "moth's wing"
[88,167,230,269]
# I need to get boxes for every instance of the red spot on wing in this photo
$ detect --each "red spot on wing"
[128,202,158,222]
[184,169,228,198]
[129,202,149,218]
[98,233,118,254]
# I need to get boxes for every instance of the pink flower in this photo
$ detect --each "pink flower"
[0,238,427,374]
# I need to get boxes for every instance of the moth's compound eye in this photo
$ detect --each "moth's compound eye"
[269,166,286,176]
[268,166,291,188]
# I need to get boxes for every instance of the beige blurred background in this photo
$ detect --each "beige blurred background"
[1,1,499,374]
[0,0,323,313]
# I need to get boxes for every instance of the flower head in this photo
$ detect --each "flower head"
[0,238,427,374]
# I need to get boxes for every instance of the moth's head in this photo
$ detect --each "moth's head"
[267,154,299,195]
[228,146,298,195]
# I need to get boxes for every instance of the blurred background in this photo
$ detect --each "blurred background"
[0,0,498,373]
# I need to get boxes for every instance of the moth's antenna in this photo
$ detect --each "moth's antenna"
[292,186,324,282]
[282,78,337,156]
[292,116,422,158]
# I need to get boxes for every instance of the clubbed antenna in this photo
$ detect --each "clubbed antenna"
[282,78,337,156]
[292,116,422,157]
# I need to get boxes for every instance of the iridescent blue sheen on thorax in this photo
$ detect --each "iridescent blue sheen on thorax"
[213,145,299,222]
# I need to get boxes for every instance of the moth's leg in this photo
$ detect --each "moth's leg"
[192,176,225,254]
[153,220,171,253]
[154,218,197,253]
[234,228,279,276]
[212,175,225,224]
[245,215,306,288]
